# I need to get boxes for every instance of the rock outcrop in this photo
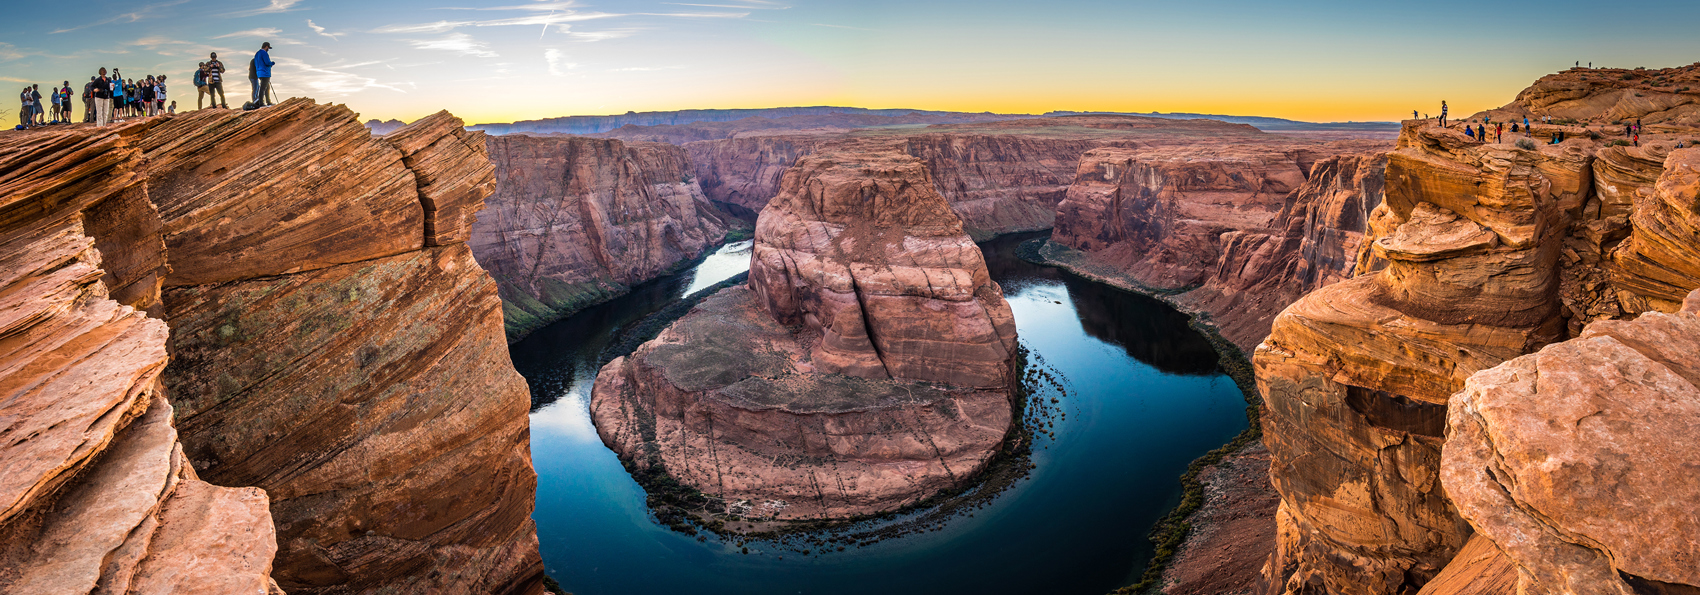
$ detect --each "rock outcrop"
[590,150,1019,520]
[1256,65,1700,595]
[0,125,280,594]
[141,100,543,595]
[0,99,544,594]
[1443,289,1700,595]
[476,134,733,340]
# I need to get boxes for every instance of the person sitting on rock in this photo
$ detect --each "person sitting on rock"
[1465,126,1475,140]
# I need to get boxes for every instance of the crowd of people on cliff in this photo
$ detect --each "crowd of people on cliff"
[16,42,277,130]
[1416,98,1662,147]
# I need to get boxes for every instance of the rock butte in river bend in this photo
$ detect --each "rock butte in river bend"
[590,149,1020,520]
[1257,64,1700,595]
[0,101,544,594]
[475,134,734,340]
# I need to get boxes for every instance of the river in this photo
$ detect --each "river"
[509,232,1249,595]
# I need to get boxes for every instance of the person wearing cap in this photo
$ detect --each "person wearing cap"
[253,42,275,108]
[204,52,227,109]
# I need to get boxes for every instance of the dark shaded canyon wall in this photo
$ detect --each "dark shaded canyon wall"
[1049,142,1389,351]
[1257,64,1700,595]
[0,124,281,595]
[137,101,542,595]
[475,135,733,340]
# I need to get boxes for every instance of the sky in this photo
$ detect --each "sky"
[3,0,1699,125]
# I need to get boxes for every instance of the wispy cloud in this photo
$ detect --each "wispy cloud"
[610,66,685,72]
[52,0,190,34]
[223,0,306,18]
[408,33,498,58]
[563,27,639,42]
[275,56,408,95]
[373,10,621,34]
[307,19,339,40]
[214,28,284,39]
[810,23,877,31]
[0,43,43,62]
[437,2,581,11]
[663,1,789,8]
[544,49,577,76]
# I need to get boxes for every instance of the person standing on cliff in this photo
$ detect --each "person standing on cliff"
[93,68,112,127]
[194,63,208,109]
[204,52,227,109]
[1440,101,1448,127]
[1497,122,1504,142]
[1413,110,1419,120]
[1478,123,1486,142]
[252,42,275,108]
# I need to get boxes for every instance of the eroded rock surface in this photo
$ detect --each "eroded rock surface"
[0,125,280,595]
[1443,289,1700,595]
[591,150,1018,520]
[690,116,1315,240]
[1257,66,1700,595]
[476,134,733,340]
[141,101,544,595]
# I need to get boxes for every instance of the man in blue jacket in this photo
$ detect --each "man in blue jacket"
[253,42,275,107]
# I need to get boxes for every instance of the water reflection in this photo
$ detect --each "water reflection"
[516,232,1247,595]
[982,233,1220,376]
[509,240,753,410]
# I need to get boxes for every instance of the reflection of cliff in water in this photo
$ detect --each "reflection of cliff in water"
[1063,276,1221,376]
[979,233,1222,377]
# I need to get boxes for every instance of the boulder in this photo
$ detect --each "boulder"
[1443,289,1700,595]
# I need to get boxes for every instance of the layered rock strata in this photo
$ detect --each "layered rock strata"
[476,134,733,340]
[591,150,1019,520]
[0,100,544,594]
[140,100,544,595]
[1176,153,1389,349]
[0,126,280,594]
[1255,121,1579,595]
[1443,289,1700,595]
[689,116,1334,241]
[1050,140,1389,351]
[1257,66,1700,595]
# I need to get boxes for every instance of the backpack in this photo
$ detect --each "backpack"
[194,69,206,87]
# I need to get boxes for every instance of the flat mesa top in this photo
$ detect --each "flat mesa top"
[641,286,983,414]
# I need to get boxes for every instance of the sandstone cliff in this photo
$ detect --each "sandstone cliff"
[1256,65,1700,595]
[476,134,733,340]
[590,150,1019,520]
[1048,137,1389,351]
[690,116,1316,241]
[1,101,544,594]
[0,125,280,594]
